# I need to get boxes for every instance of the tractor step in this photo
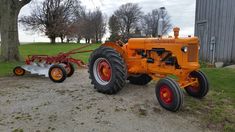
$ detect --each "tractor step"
[21,63,52,77]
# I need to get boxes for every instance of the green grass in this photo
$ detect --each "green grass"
[0,43,100,77]
[185,68,235,131]
[0,62,24,76]
[20,43,100,62]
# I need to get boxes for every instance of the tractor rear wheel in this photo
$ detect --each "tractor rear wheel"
[89,46,127,94]
[156,77,184,112]
[128,74,152,85]
[13,66,25,76]
[185,70,209,98]
[49,65,67,83]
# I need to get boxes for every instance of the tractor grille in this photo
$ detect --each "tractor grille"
[188,44,198,62]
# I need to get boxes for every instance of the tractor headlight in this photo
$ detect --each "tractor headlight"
[181,46,188,53]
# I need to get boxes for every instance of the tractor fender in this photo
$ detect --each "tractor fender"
[102,41,128,61]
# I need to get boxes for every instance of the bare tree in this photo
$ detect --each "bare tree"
[108,15,122,42]
[92,9,106,43]
[56,0,81,43]
[0,0,31,61]
[114,3,143,37]
[73,9,106,43]
[142,9,172,37]
[80,11,95,43]
[65,23,81,43]
[65,6,86,43]
[109,15,121,35]
[20,0,80,43]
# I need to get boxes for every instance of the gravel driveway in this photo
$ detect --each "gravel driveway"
[0,69,210,132]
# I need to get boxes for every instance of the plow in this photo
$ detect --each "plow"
[14,27,209,112]
[13,44,93,83]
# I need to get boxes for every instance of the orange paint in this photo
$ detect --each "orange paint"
[103,27,200,88]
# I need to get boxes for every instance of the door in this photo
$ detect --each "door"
[232,19,235,63]
[195,21,208,62]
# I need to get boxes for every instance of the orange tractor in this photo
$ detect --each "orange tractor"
[89,27,209,112]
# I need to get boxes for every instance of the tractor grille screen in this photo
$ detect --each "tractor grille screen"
[188,44,198,62]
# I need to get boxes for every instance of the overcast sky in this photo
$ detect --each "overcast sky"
[18,0,196,42]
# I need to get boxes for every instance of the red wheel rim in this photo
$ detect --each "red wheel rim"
[97,59,111,82]
[160,85,173,104]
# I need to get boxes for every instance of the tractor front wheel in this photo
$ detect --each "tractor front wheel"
[185,70,209,98]
[89,46,127,94]
[128,74,152,85]
[49,65,67,83]
[156,78,184,112]
[13,66,25,76]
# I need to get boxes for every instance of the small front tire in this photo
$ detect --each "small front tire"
[185,70,209,98]
[156,78,184,112]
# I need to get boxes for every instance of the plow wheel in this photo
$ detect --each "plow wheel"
[89,46,127,94]
[13,66,25,76]
[185,70,209,98]
[49,65,67,83]
[128,74,152,85]
[156,77,184,112]
[64,63,75,77]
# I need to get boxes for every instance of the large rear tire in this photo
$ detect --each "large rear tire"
[156,77,184,112]
[185,70,209,98]
[128,74,152,85]
[88,46,127,94]
[49,65,67,83]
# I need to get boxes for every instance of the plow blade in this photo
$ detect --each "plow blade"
[21,63,52,77]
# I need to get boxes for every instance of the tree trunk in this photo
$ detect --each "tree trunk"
[60,36,64,43]
[67,38,70,43]
[50,37,56,44]
[77,38,80,43]
[95,34,99,43]
[0,1,20,61]
[0,0,31,61]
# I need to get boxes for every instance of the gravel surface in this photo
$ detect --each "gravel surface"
[0,69,210,132]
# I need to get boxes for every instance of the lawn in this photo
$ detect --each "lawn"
[0,43,100,76]
[0,43,234,131]
[20,43,100,61]
[185,68,235,131]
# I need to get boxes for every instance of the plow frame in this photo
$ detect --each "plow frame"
[14,44,94,82]
[25,44,93,68]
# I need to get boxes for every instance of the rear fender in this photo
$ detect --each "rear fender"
[102,42,128,61]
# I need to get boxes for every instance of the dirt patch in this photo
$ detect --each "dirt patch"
[0,69,211,132]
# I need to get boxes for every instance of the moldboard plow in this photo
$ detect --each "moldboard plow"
[13,44,93,83]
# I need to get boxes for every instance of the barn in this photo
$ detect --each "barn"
[195,0,235,64]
